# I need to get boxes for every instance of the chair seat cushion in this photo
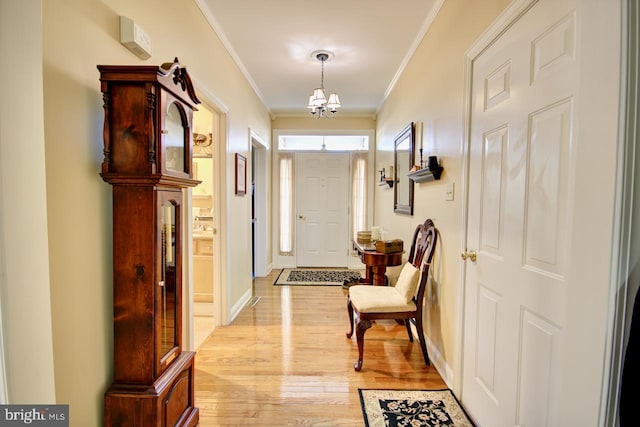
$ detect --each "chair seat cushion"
[349,285,417,313]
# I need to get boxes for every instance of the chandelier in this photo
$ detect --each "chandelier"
[306,51,341,118]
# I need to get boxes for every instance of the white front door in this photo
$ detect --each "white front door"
[296,153,350,267]
[462,0,621,425]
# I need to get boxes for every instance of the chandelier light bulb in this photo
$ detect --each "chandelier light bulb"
[326,93,341,110]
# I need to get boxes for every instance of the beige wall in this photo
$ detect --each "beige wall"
[0,0,56,404]
[272,115,376,130]
[376,0,511,383]
[41,0,270,424]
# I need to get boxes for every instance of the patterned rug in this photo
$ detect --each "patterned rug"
[359,389,475,427]
[274,268,362,286]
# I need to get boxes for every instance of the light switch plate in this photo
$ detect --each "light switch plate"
[445,182,454,201]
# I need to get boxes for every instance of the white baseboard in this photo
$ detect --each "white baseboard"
[408,323,454,388]
[228,287,252,324]
[424,333,454,389]
[253,263,273,278]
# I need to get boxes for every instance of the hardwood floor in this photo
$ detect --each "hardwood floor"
[194,269,446,426]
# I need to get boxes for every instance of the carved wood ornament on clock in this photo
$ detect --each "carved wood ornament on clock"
[98,58,200,427]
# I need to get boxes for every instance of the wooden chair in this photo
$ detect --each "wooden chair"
[346,219,438,371]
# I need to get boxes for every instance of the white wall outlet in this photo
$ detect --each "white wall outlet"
[120,16,152,60]
[445,182,454,201]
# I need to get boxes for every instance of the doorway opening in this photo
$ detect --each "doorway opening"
[251,130,269,278]
[191,103,218,349]
[272,130,375,269]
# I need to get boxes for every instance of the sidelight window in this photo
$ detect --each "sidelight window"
[279,153,294,255]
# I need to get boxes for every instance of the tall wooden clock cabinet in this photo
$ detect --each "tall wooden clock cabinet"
[98,58,200,426]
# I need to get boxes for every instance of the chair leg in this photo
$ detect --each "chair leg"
[354,318,372,371]
[414,314,430,366]
[346,298,355,338]
[404,319,414,342]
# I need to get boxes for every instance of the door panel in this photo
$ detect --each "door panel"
[296,153,349,267]
[517,309,562,427]
[480,125,507,257]
[524,98,573,278]
[462,1,578,425]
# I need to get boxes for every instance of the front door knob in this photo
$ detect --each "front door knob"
[461,250,477,262]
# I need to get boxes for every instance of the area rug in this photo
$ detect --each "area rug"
[359,389,475,427]
[274,268,362,286]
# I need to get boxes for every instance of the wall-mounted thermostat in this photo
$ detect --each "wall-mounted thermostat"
[119,16,152,60]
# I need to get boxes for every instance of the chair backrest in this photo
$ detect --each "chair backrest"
[408,219,438,305]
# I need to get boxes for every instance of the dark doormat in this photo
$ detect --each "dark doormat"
[274,268,362,286]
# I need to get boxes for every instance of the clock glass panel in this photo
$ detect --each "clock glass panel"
[160,201,178,358]
[164,102,186,173]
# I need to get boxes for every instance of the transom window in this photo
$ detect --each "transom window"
[278,135,368,151]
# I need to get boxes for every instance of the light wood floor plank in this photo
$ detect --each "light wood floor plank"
[195,269,446,426]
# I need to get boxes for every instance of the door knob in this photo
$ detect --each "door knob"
[461,250,477,262]
[298,215,306,220]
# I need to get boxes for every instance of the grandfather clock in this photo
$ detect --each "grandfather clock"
[98,58,200,426]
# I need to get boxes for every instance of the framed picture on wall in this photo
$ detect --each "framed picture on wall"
[235,153,247,196]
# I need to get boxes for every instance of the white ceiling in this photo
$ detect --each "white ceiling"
[195,0,443,118]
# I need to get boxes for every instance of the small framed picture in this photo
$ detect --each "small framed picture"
[235,153,247,196]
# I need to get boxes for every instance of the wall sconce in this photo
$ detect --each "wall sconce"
[378,167,395,187]
[193,133,213,158]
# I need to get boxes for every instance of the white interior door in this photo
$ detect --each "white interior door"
[296,153,349,267]
[461,0,620,425]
